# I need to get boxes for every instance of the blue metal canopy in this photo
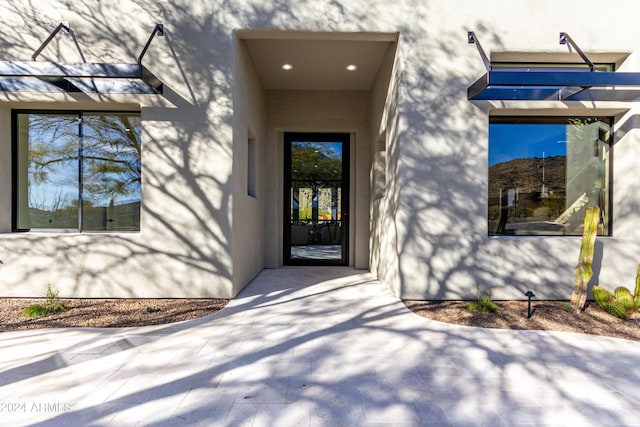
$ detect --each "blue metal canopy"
[468,69,640,101]
[467,32,640,102]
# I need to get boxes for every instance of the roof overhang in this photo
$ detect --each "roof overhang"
[0,22,164,96]
[467,31,640,102]
[0,61,162,94]
[237,30,398,91]
[468,69,640,101]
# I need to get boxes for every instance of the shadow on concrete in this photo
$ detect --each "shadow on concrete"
[0,268,637,425]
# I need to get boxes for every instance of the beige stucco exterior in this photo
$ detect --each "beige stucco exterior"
[2,0,640,300]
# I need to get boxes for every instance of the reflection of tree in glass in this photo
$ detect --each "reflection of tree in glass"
[291,142,341,181]
[82,114,141,206]
[26,113,141,207]
[28,115,78,189]
[291,142,342,227]
[25,114,79,225]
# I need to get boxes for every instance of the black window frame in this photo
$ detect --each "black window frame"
[11,109,142,233]
[488,115,614,237]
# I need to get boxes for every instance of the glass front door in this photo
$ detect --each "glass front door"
[284,133,349,265]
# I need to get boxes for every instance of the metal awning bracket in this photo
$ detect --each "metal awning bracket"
[0,22,165,95]
[466,31,640,101]
[138,24,164,65]
[468,31,491,72]
[559,32,595,72]
[32,22,72,61]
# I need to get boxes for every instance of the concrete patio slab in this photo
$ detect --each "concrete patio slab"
[1,267,639,426]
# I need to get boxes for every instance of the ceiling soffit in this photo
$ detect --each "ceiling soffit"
[239,31,398,91]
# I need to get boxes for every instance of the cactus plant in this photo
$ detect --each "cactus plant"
[615,286,632,299]
[635,265,640,308]
[605,301,628,319]
[592,285,614,308]
[593,286,634,319]
[570,206,600,314]
[618,295,635,313]
[594,285,629,319]
[592,265,640,319]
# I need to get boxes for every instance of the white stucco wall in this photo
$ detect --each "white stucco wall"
[368,42,401,294]
[231,36,267,295]
[2,0,640,300]
[388,0,640,299]
[0,1,235,297]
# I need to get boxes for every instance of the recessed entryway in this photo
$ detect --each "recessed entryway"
[234,29,398,271]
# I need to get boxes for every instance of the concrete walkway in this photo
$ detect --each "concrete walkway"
[1,268,639,426]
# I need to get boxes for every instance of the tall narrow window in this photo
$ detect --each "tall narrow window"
[14,111,141,232]
[373,135,386,200]
[247,136,256,197]
[488,117,611,236]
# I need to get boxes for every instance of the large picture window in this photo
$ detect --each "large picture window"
[14,111,141,232]
[488,116,611,236]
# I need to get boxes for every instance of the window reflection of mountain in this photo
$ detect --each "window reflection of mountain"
[488,156,567,234]
[488,155,566,195]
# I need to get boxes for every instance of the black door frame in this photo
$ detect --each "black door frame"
[283,132,350,266]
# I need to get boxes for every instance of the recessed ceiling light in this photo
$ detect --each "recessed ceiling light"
[346,64,358,71]
[282,63,293,70]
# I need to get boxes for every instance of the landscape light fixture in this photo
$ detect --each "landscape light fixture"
[524,291,536,319]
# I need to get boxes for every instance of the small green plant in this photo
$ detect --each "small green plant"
[23,284,69,319]
[592,264,640,319]
[23,304,50,318]
[467,284,498,313]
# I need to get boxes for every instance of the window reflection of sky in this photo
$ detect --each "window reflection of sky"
[27,115,78,211]
[292,141,342,158]
[489,124,566,166]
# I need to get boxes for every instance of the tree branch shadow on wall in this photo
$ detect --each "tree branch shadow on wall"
[0,0,235,297]
[0,2,639,427]
[392,23,640,300]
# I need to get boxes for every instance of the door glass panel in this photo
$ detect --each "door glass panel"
[286,135,348,264]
